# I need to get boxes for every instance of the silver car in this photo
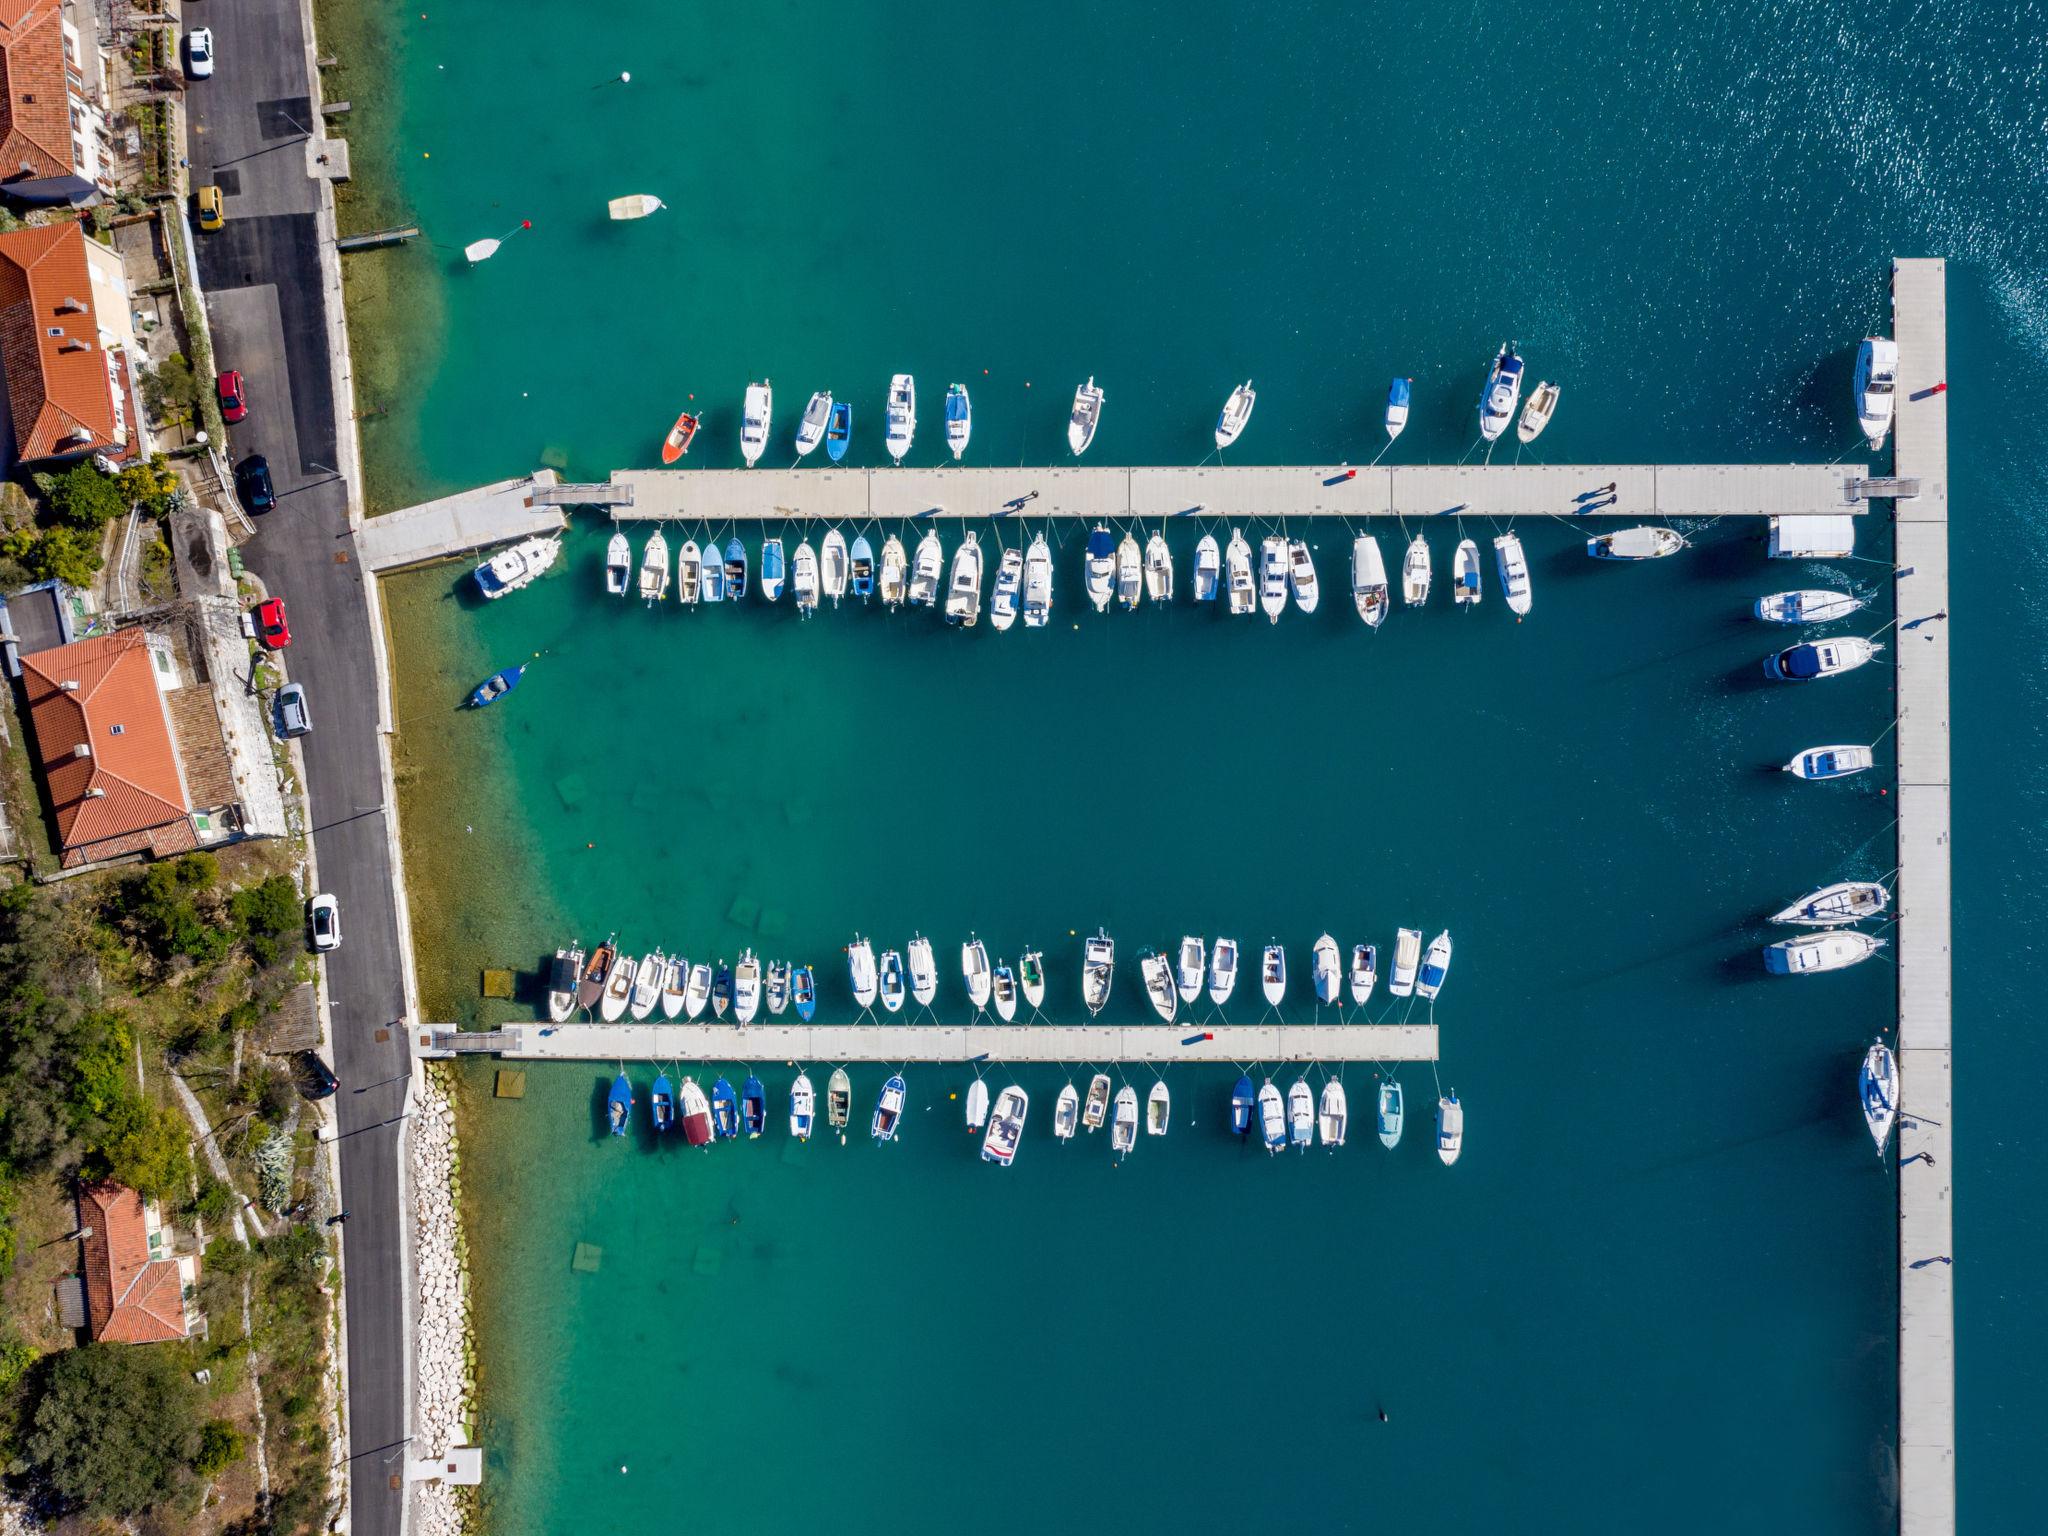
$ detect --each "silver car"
[186,26,215,79]
[276,682,311,738]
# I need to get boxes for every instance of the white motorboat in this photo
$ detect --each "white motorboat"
[795,391,832,458]
[944,533,984,627]
[1082,930,1115,1015]
[990,545,1024,631]
[1478,343,1524,442]
[1110,1086,1138,1158]
[992,962,1017,1021]
[1784,744,1876,780]
[878,949,906,1013]
[1517,380,1559,444]
[908,530,944,607]
[885,373,917,464]
[1208,937,1238,1006]
[1260,943,1286,1007]
[1258,536,1288,622]
[879,536,908,607]
[676,539,701,605]
[741,380,773,467]
[474,535,560,599]
[1083,1072,1112,1131]
[1764,930,1886,975]
[1755,589,1865,625]
[1067,376,1104,456]
[629,947,664,1020]
[1084,524,1116,612]
[847,935,878,1008]
[1319,1080,1347,1147]
[981,1085,1028,1165]
[944,382,972,461]
[1861,1041,1898,1154]
[1376,1080,1404,1149]
[1402,535,1431,605]
[685,960,712,1019]
[1389,927,1422,997]
[1214,380,1255,449]
[1146,1080,1170,1135]
[961,936,992,1010]
[1351,535,1388,628]
[828,1069,852,1134]
[733,949,761,1024]
[1415,930,1452,1001]
[1452,539,1482,606]
[1115,532,1143,610]
[1225,529,1256,615]
[1854,337,1899,452]
[789,1072,815,1141]
[1022,534,1053,627]
[1384,377,1411,440]
[1175,936,1205,1004]
[1020,951,1046,1009]
[604,530,631,596]
[965,1079,989,1131]
[1140,951,1177,1023]
[1053,1082,1080,1140]
[1773,881,1889,926]
[1144,533,1174,603]
[1493,533,1532,616]
[601,953,636,1022]
[1311,935,1341,1005]
[1257,1080,1286,1152]
[658,954,686,1020]
[1436,1091,1464,1166]
[872,1074,906,1142]
[791,540,819,615]
[766,959,789,1015]
[1588,526,1686,560]
[1764,637,1882,682]
[1193,535,1220,602]
[1287,539,1318,614]
[908,934,938,1007]
[1348,943,1376,1006]
[820,529,849,605]
[1287,1080,1314,1148]
[638,529,670,604]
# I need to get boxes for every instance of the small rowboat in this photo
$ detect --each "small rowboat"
[607,194,666,220]
[468,665,522,708]
[1517,381,1560,443]
[660,410,699,464]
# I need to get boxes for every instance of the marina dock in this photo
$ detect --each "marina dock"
[415,1020,1438,1065]
[1891,257,1954,1536]
[356,472,567,572]
[603,462,1868,524]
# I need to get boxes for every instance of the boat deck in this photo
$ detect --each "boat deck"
[356,472,567,572]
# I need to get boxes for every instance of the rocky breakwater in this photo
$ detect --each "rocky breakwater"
[412,1062,475,1535]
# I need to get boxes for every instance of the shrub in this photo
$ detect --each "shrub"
[9,524,102,587]
[118,453,182,518]
[229,874,302,964]
[88,1094,192,1198]
[115,853,227,967]
[191,1173,233,1222]
[193,1417,244,1476]
[40,461,127,531]
[24,1343,199,1515]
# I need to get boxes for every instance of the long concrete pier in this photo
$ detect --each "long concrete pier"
[415,1020,1437,1065]
[1891,257,1954,1536]
[604,462,1867,524]
[355,471,566,572]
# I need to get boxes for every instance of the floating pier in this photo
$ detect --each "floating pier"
[356,472,567,572]
[415,1020,1438,1065]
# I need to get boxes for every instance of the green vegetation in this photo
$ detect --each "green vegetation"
[23,1342,200,1515]
[141,351,206,434]
[0,455,185,592]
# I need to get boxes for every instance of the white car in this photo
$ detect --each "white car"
[308,893,341,951]
[186,27,215,79]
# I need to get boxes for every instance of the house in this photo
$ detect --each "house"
[0,218,139,469]
[0,0,109,200]
[76,1181,200,1343]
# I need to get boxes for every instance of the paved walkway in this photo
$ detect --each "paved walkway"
[356,473,567,572]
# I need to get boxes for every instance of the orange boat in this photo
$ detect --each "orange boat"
[660,410,700,464]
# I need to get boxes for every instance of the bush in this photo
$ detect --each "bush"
[0,1330,35,1396]
[88,1094,192,1198]
[39,461,127,532]
[263,1222,328,1280]
[141,355,204,433]
[4,524,102,587]
[191,1173,233,1222]
[193,1417,245,1476]
[118,453,182,518]
[24,1342,199,1515]
[229,874,302,964]
[114,853,227,968]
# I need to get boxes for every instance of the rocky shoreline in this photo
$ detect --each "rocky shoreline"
[411,1063,475,1536]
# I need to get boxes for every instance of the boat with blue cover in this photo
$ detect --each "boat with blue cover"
[741,1074,767,1138]
[1230,1074,1255,1135]
[607,1072,632,1136]
[712,959,734,1019]
[849,535,875,600]
[826,400,851,462]
[710,1077,741,1139]
[1478,343,1523,442]
[872,1073,906,1142]
[468,666,523,708]
[945,382,972,460]
[760,538,786,601]
[1764,637,1881,682]
[650,1073,674,1133]
[792,964,816,1022]
[1385,377,1411,440]
[1783,744,1875,781]
[724,537,748,600]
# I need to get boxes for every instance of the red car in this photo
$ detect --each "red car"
[216,369,247,423]
[254,597,290,649]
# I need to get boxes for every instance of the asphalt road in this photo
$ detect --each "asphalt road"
[185,8,413,1533]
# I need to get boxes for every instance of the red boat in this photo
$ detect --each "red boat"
[678,1076,715,1146]
[661,410,700,464]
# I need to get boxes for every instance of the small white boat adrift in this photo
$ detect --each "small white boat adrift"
[1257,1080,1286,1152]
[945,533,984,627]
[629,947,664,1020]
[1773,880,1890,926]
[1144,533,1174,603]
[945,382,972,461]
[1854,336,1900,452]
[676,539,701,605]
[795,391,833,458]
[1588,526,1686,561]
[1225,529,1256,616]
[1068,376,1105,457]
[1287,539,1318,614]
[1436,1092,1464,1166]
[1415,930,1452,1002]
[1453,539,1482,606]
[1287,1080,1314,1149]
[981,1086,1028,1166]
[600,953,636,1022]
[907,934,938,1007]
[604,530,631,596]
[1175,936,1205,1004]
[1319,1080,1347,1148]
[733,949,761,1024]
[1478,342,1524,442]
[1083,1072,1112,1131]
[1349,943,1377,1005]
[878,949,906,1013]
[1784,744,1876,781]
[885,373,917,464]
[1260,943,1286,1007]
[1517,380,1560,444]
[965,1079,990,1131]
[820,529,849,605]
[607,194,666,220]
[1208,937,1238,1006]
[1861,1041,1898,1154]
[741,380,773,468]
[1084,524,1116,612]
[1022,535,1053,627]
[1764,636,1882,682]
[1493,533,1532,616]
[992,963,1018,1021]
[684,960,712,1019]
[1052,1082,1080,1141]
[789,1072,815,1141]
[1764,930,1886,975]
[961,936,993,1010]
[638,529,671,604]
[1258,537,1288,623]
[791,539,820,615]
[1082,930,1115,1016]
[1214,380,1255,450]
[1389,927,1422,997]
[474,535,561,600]
[1115,532,1143,610]
[1110,1086,1139,1158]
[847,935,878,1008]
[1754,589,1865,625]
[1311,934,1341,1006]
[1193,535,1221,603]
[1146,1080,1171,1136]
[1140,951,1177,1023]
[1384,377,1411,441]
[879,536,908,607]
[990,545,1024,632]
[1402,535,1431,606]
[908,530,943,607]
[1351,535,1388,629]
[1020,951,1046,1009]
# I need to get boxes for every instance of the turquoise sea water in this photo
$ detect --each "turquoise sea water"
[369,0,2048,1527]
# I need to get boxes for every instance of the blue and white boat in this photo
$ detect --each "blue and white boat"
[825,400,851,463]
[607,1072,633,1136]
[741,1074,767,1139]
[1415,931,1452,1001]
[1783,744,1875,781]
[1376,1080,1403,1149]
[1764,637,1882,682]
[473,535,560,599]
[1477,343,1523,442]
[1230,1074,1255,1136]
[872,1073,906,1142]
[944,382,971,461]
[792,963,816,1022]
[700,541,726,603]
[1385,376,1411,441]
[1861,1041,1898,1154]
[760,538,786,602]
[468,665,523,708]
[650,1073,675,1133]
[710,1077,741,1139]
[849,535,875,600]
[724,537,748,600]
[1084,525,1116,612]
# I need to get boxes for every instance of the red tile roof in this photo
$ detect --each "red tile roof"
[21,627,195,867]
[77,1182,193,1344]
[0,0,74,185]
[0,220,117,462]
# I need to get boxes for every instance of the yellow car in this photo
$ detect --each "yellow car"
[196,185,224,231]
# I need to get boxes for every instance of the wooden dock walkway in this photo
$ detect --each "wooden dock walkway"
[605,462,1868,525]
[414,1020,1438,1065]
[1891,257,1954,1536]
[356,472,566,572]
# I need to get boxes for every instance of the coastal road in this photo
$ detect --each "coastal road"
[184,6,412,1535]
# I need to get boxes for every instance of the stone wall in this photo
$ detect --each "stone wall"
[411,1063,473,1536]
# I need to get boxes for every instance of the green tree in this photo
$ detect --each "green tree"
[117,454,182,518]
[193,1417,245,1476]
[24,1343,199,1515]
[115,854,227,967]
[42,461,127,531]
[19,524,103,587]
[229,874,302,964]
[65,1008,131,1127]
[88,1094,191,1198]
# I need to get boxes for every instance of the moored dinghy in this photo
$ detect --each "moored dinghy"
[885,374,917,464]
[1389,927,1422,997]
[1376,1080,1404,1148]
[847,936,878,1009]
[1517,380,1560,443]
[1084,525,1116,612]
[741,1074,767,1138]
[760,538,786,602]
[576,938,615,1013]
[1588,526,1686,561]
[638,529,670,604]
[789,1073,815,1141]
[1022,535,1053,626]
[699,540,725,603]
[1257,1080,1287,1152]
[1764,637,1882,682]
[848,535,874,601]
[650,1074,674,1133]
[710,1076,740,1139]
[961,935,993,1011]
[605,531,631,595]
[1764,930,1886,975]
[820,529,849,606]
[1259,537,1288,622]
[1083,1072,1112,1131]
[1288,1080,1314,1148]
[548,946,584,1022]
[660,409,699,464]
[879,536,908,607]
[1478,343,1524,442]
[1493,532,1532,616]
[629,948,664,1020]
[680,1076,713,1146]
[1068,377,1105,456]
[1260,943,1286,1007]
[1311,934,1341,1005]
[1145,533,1174,603]
[827,1068,851,1133]
[1384,377,1411,441]
[965,1079,989,1131]
[733,949,762,1023]
[1230,1074,1255,1135]
[1351,535,1388,628]
[793,542,820,614]
[741,380,772,467]
[1402,536,1431,605]
[684,959,712,1020]
[945,383,971,461]
[825,400,852,463]
[765,959,789,1015]
[1861,1041,1898,1154]
[1415,930,1453,1002]
[1019,951,1046,1009]
[872,1074,906,1142]
[1453,539,1482,605]
[795,391,833,458]
[991,962,1017,1021]
[1772,880,1889,926]
[1115,533,1143,610]
[990,545,1024,631]
[1287,539,1318,614]
[907,935,938,1008]
[1110,1086,1139,1158]
[607,1072,632,1136]
[1214,380,1255,449]
[1784,744,1876,781]
[1225,529,1255,615]
[1755,589,1864,625]
[601,953,636,1021]
[1146,1080,1170,1136]
[945,533,984,626]
[1193,535,1220,602]
[1319,1080,1347,1147]
[878,948,906,1013]
[676,539,700,605]
[1083,931,1115,1015]
[725,537,748,600]
[908,531,944,607]
[1053,1082,1080,1140]
[1176,936,1205,1004]
[1436,1091,1464,1165]
[1349,943,1376,1006]
[1208,937,1238,1006]
[982,1086,1028,1165]
[1140,951,1176,1023]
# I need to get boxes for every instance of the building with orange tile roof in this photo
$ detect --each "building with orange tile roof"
[76,1181,200,1344]
[0,219,127,465]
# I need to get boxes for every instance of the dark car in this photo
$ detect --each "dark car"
[235,454,276,514]
[216,369,247,423]
[296,1051,338,1100]
[254,596,290,649]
